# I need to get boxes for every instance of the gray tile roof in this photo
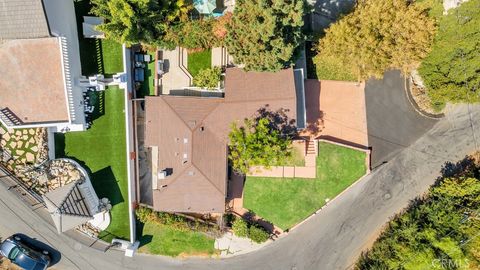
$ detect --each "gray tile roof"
[0,0,50,39]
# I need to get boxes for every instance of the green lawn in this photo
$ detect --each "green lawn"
[74,0,123,76]
[140,54,156,97]
[187,50,212,77]
[54,87,129,241]
[101,39,124,76]
[244,142,366,230]
[281,146,305,167]
[138,222,217,257]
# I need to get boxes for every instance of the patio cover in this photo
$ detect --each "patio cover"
[43,179,100,233]
[82,16,105,38]
[194,0,216,14]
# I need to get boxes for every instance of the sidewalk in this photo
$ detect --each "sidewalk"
[214,232,271,257]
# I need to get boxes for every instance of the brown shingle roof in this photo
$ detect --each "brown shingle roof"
[0,0,50,39]
[145,68,298,213]
[0,38,69,124]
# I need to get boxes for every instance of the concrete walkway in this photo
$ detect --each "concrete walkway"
[214,232,271,258]
[248,140,317,178]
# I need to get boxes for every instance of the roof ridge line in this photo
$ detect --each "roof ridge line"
[161,96,193,131]
[191,163,225,197]
[224,97,296,105]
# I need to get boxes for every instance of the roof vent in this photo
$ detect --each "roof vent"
[183,153,188,159]
[174,137,180,142]
[183,138,188,144]
[200,126,205,131]
[188,171,195,176]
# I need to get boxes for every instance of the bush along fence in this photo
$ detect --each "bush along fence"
[135,206,223,238]
[228,214,270,244]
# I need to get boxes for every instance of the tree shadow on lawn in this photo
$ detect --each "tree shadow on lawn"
[51,139,125,207]
[89,166,125,206]
[242,210,276,234]
[136,221,153,248]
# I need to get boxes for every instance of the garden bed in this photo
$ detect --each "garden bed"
[243,142,367,230]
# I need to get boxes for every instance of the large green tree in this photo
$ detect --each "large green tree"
[315,0,436,80]
[91,0,190,48]
[418,0,480,110]
[225,0,304,71]
[228,117,293,174]
[357,155,480,269]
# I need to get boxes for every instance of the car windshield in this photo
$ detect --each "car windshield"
[8,246,21,260]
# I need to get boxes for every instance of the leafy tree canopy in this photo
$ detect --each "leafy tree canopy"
[228,117,293,174]
[418,0,480,110]
[165,18,221,50]
[315,0,436,80]
[357,155,480,269]
[225,0,304,71]
[91,0,190,49]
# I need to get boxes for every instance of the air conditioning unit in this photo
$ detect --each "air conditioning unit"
[158,170,167,179]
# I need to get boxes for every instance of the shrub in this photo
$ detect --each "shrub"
[248,225,270,243]
[135,207,154,223]
[418,0,480,110]
[193,67,222,89]
[232,218,249,238]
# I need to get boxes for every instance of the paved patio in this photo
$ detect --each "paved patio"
[159,47,192,94]
[301,79,369,148]
[247,140,317,178]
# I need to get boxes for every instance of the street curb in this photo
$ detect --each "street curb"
[404,77,444,120]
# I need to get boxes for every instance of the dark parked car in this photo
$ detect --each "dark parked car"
[0,234,51,270]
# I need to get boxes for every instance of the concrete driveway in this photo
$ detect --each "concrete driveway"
[365,70,438,169]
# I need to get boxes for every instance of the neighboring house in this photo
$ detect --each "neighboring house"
[0,0,86,131]
[144,68,306,214]
[42,159,110,233]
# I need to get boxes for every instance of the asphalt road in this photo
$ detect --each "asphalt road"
[365,70,438,168]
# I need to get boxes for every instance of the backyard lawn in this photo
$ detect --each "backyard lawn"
[101,39,124,76]
[54,87,129,241]
[244,142,367,230]
[74,0,123,76]
[187,49,212,77]
[138,221,217,257]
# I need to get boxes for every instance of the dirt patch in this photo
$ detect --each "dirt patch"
[410,79,442,115]
[0,258,20,270]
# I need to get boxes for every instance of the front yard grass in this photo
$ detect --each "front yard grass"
[281,146,305,167]
[244,142,366,230]
[54,87,129,241]
[187,49,212,78]
[138,221,217,257]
